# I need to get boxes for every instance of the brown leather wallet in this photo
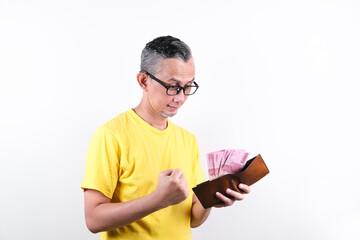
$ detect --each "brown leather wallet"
[192,154,269,208]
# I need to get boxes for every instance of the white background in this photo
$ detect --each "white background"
[1,1,359,239]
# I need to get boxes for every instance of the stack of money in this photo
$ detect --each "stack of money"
[206,149,249,180]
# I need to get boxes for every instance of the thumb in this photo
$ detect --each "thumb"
[160,169,173,177]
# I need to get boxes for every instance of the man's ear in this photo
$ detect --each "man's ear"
[136,72,149,91]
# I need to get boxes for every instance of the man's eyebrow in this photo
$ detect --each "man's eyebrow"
[167,78,195,84]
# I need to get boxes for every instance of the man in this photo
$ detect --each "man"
[81,36,251,239]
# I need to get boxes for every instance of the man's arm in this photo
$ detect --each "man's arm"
[84,169,188,233]
[84,189,163,233]
[190,194,211,228]
[190,183,251,228]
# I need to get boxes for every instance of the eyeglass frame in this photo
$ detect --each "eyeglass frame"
[140,70,199,96]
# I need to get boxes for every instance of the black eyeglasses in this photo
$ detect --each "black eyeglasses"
[140,70,199,96]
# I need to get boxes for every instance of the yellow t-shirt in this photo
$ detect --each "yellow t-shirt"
[81,109,205,240]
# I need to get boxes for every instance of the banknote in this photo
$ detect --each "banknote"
[207,149,249,180]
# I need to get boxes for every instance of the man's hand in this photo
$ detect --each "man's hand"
[154,168,189,208]
[213,183,251,208]
[190,184,250,228]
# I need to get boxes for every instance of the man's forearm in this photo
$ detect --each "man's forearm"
[85,189,164,233]
[85,169,190,233]
[190,197,211,228]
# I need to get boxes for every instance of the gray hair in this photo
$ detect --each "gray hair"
[140,36,192,74]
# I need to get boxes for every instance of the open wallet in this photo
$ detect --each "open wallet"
[192,154,269,208]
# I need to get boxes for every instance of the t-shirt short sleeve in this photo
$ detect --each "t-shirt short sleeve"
[192,138,206,187]
[81,126,121,199]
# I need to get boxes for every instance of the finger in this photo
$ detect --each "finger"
[225,188,245,201]
[179,172,187,182]
[215,191,235,207]
[171,168,183,179]
[160,169,173,176]
[179,174,188,189]
[238,183,251,194]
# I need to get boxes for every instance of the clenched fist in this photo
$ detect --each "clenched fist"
[154,168,189,208]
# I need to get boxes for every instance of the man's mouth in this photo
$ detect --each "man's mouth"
[167,105,180,111]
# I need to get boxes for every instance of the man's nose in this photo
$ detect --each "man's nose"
[173,90,186,103]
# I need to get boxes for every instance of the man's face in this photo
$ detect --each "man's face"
[147,57,195,118]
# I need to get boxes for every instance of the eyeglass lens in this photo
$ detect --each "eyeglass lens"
[167,86,197,96]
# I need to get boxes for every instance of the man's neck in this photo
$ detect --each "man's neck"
[132,106,168,131]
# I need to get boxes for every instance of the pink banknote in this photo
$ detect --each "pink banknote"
[207,149,249,180]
